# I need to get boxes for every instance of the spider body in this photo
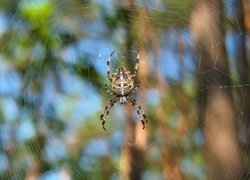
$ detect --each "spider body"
[100,48,148,130]
[110,67,134,98]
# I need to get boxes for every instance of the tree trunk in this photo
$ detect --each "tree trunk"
[235,0,250,175]
[190,0,243,179]
[234,0,250,150]
[242,0,250,34]
[119,1,147,180]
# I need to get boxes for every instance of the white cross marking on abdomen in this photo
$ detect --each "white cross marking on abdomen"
[120,71,125,95]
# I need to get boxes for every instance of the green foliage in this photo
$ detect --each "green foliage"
[19,0,54,34]
[150,0,192,29]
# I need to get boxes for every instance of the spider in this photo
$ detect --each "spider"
[100,48,148,130]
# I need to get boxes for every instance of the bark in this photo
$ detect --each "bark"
[144,8,184,179]
[243,0,250,34]
[119,1,147,180]
[234,0,250,176]
[190,0,243,179]
[235,0,250,146]
[234,0,248,83]
[153,39,183,180]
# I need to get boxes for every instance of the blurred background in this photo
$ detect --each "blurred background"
[0,0,249,179]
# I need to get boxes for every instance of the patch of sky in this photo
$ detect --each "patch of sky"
[0,153,9,173]
[60,71,87,95]
[183,28,193,48]
[225,31,237,60]
[17,120,35,142]
[146,88,160,105]
[109,131,124,150]
[183,54,195,76]
[158,28,196,81]
[110,173,120,180]
[83,18,110,37]
[158,48,179,80]
[79,155,98,171]
[158,30,181,80]
[44,136,68,162]
[47,70,101,123]
[0,59,21,96]
[40,170,60,180]
[0,124,14,148]
[0,56,11,72]
[84,139,109,156]
[225,31,238,78]
[40,74,57,118]
[59,45,77,64]
[31,42,46,61]
[1,97,19,122]
[76,38,114,75]
[0,12,24,31]
[54,91,99,123]
[0,13,7,35]
[81,3,112,38]
[194,130,204,146]
[182,28,196,72]
[141,0,165,11]
[181,155,204,179]
[94,0,115,9]
[224,0,234,19]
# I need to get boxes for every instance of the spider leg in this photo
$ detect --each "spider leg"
[132,47,140,79]
[131,81,141,94]
[104,84,114,96]
[107,50,115,81]
[100,96,119,130]
[128,96,148,129]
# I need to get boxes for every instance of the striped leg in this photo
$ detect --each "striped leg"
[131,81,141,94]
[104,84,114,96]
[128,96,148,129]
[107,50,115,81]
[100,96,119,130]
[133,47,140,79]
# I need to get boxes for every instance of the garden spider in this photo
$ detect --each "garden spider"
[100,48,148,130]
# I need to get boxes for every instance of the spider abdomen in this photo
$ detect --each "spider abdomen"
[110,67,134,95]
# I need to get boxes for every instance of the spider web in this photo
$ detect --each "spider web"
[0,0,249,179]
